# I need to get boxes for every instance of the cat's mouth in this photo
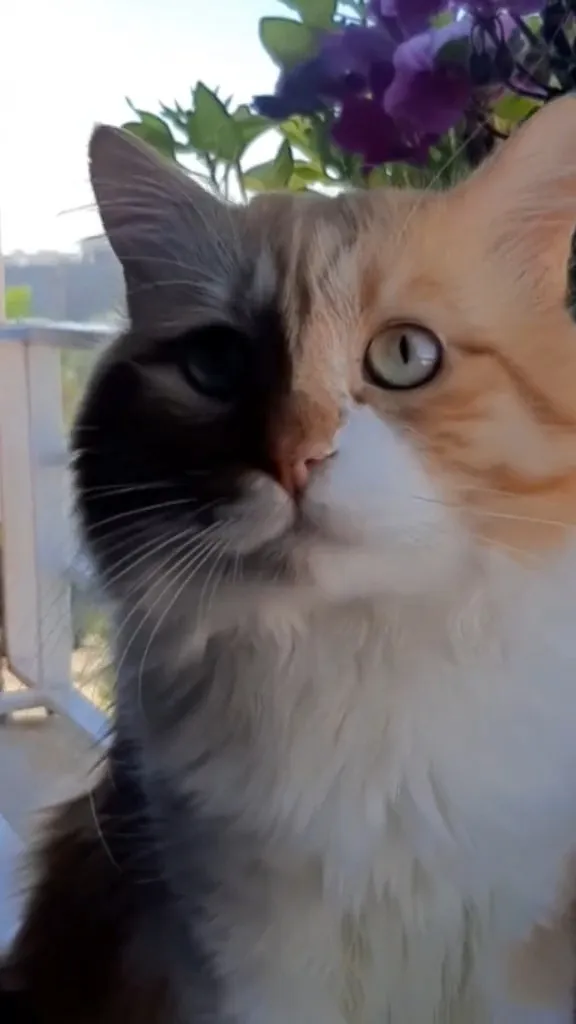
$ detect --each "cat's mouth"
[216,469,351,561]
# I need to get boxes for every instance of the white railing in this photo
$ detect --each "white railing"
[0,321,116,746]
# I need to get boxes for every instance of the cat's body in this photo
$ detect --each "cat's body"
[113,554,576,1024]
[127,565,576,1024]
[6,558,576,1024]
[5,98,576,1022]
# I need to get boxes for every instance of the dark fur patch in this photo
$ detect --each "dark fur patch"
[0,983,39,1023]
[1,741,220,1024]
[72,303,290,581]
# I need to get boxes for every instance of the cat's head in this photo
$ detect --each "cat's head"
[74,98,576,628]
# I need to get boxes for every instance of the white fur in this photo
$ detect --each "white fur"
[169,406,576,1023]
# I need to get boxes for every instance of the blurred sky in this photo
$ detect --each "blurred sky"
[1,0,276,252]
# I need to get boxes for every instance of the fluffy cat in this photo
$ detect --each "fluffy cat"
[4,95,576,1024]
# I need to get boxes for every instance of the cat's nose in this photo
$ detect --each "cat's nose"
[276,445,335,498]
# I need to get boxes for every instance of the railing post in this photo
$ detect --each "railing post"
[25,333,74,698]
[0,330,75,696]
[0,322,112,740]
[0,331,42,685]
[0,210,5,322]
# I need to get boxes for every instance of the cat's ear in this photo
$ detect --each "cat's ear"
[462,96,576,238]
[461,96,576,309]
[465,94,576,201]
[88,125,242,332]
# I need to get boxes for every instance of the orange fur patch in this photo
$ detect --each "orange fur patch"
[247,96,576,558]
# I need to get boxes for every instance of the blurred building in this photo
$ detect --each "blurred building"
[4,236,124,322]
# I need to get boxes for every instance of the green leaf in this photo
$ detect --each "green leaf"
[273,139,295,184]
[5,285,32,320]
[242,161,279,191]
[191,82,242,161]
[289,161,330,190]
[122,113,176,159]
[291,162,327,182]
[279,115,340,174]
[185,111,203,151]
[366,165,393,188]
[159,102,189,132]
[259,17,316,70]
[494,93,540,125]
[310,116,336,173]
[276,0,336,28]
[233,105,271,147]
[243,140,295,192]
[430,10,453,26]
[279,117,319,160]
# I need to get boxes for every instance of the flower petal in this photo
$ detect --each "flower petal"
[254,57,332,119]
[385,23,471,134]
[506,0,539,12]
[332,96,432,165]
[467,0,538,14]
[254,93,318,119]
[369,0,448,33]
[320,25,396,87]
[254,26,396,122]
[387,65,470,134]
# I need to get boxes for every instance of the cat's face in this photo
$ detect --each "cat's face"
[76,99,576,624]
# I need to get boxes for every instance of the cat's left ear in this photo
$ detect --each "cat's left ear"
[463,94,576,206]
[460,95,576,310]
[88,125,244,332]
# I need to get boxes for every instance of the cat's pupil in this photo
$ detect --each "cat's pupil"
[399,335,410,364]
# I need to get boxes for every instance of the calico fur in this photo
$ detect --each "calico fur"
[6,97,576,1023]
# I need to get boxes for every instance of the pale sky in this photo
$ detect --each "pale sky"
[0,0,276,253]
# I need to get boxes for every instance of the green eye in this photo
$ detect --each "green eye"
[180,327,249,401]
[364,324,443,390]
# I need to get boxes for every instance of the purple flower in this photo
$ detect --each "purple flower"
[384,20,472,135]
[370,0,537,32]
[254,25,395,120]
[464,0,538,14]
[255,59,332,119]
[369,0,445,34]
[332,96,434,165]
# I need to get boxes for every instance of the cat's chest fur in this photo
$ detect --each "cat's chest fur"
[156,560,576,1021]
[236,581,576,909]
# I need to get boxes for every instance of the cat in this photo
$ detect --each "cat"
[3,94,576,1024]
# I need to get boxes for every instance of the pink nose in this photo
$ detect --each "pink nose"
[276,448,333,498]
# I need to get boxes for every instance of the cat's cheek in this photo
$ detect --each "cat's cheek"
[304,404,443,540]
[303,405,465,597]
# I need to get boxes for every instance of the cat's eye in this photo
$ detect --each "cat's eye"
[364,324,443,390]
[179,327,248,401]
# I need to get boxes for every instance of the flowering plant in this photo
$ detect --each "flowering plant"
[123,0,576,194]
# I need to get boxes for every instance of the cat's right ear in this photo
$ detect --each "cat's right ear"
[88,125,242,332]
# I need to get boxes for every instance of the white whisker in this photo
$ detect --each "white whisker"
[134,537,225,718]
[413,494,576,529]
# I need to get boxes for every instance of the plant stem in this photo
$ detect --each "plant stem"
[222,163,232,201]
[482,18,559,99]
[235,161,248,203]
[483,119,508,140]
[512,58,559,95]
[205,155,219,192]
[510,14,543,50]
